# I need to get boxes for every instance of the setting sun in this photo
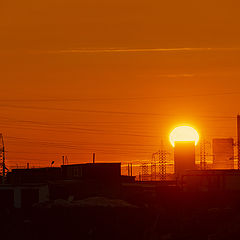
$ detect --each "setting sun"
[170,126,199,147]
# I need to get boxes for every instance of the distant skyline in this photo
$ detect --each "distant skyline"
[1,0,240,167]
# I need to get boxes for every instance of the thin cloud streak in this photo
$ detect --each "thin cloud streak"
[47,47,240,54]
[0,91,239,102]
[157,74,195,78]
[52,47,212,54]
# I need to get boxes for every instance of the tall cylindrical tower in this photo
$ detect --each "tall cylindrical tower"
[174,141,196,178]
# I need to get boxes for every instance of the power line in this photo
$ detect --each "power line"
[0,91,239,102]
[0,103,237,119]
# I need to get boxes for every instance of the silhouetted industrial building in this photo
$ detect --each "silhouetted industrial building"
[61,163,121,182]
[174,141,196,178]
[7,163,121,184]
[5,163,123,206]
[7,167,62,184]
[212,138,234,169]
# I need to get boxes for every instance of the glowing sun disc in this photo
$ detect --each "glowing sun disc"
[170,126,199,147]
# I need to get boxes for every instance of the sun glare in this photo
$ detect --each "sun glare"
[170,126,199,147]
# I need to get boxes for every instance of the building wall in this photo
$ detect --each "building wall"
[61,163,121,182]
[8,167,62,184]
[183,170,240,192]
[0,184,49,209]
[212,138,234,169]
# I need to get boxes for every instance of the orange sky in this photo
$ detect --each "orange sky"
[1,0,240,169]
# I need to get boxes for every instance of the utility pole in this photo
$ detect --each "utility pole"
[65,156,68,165]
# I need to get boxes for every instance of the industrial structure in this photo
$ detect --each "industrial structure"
[151,150,172,181]
[174,141,196,178]
[212,138,234,169]
[199,139,208,170]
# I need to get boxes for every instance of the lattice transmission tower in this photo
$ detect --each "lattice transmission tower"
[200,139,207,170]
[152,150,168,181]
[141,162,149,181]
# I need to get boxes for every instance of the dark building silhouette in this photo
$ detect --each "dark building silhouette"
[7,163,121,184]
[7,167,62,184]
[212,138,234,169]
[61,163,121,182]
[5,163,122,206]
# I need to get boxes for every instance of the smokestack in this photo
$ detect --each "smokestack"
[174,141,196,178]
[93,153,96,164]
